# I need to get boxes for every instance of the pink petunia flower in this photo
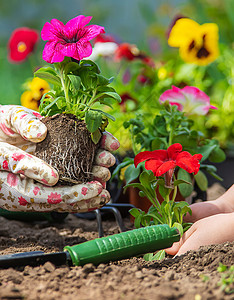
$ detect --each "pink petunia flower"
[47,192,62,204]
[8,27,39,63]
[159,85,217,115]
[41,15,105,63]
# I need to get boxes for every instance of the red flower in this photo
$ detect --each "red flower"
[8,27,39,63]
[115,43,139,61]
[134,143,202,178]
[94,33,117,44]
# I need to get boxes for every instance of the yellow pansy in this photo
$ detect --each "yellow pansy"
[21,90,40,111]
[168,18,219,66]
[20,77,50,111]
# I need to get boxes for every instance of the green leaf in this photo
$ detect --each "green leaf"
[90,108,115,121]
[43,96,65,113]
[151,250,166,261]
[208,147,226,163]
[194,170,208,191]
[80,59,100,74]
[158,184,170,199]
[64,62,80,74]
[174,179,192,186]
[67,74,81,91]
[34,67,61,86]
[129,208,141,218]
[173,222,184,236]
[198,143,218,162]
[96,74,110,86]
[85,110,102,133]
[111,158,134,179]
[94,91,122,103]
[91,129,102,144]
[153,115,168,136]
[151,137,167,150]
[177,168,193,198]
[134,214,142,229]
[143,253,154,261]
[139,170,155,186]
[124,164,141,184]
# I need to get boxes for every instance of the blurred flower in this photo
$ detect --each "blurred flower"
[41,15,105,63]
[166,14,186,38]
[119,92,137,112]
[159,85,217,115]
[88,42,118,60]
[87,33,119,60]
[157,67,168,80]
[8,27,39,63]
[122,68,131,84]
[168,18,219,66]
[115,43,140,61]
[94,33,117,43]
[115,43,155,68]
[21,78,50,111]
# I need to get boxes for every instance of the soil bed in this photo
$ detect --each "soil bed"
[0,184,233,300]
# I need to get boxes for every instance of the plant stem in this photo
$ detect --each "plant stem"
[59,64,70,109]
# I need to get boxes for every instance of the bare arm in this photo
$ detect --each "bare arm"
[166,212,234,256]
[184,184,234,223]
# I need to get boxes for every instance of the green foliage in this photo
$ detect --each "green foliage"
[126,169,192,261]
[36,58,121,143]
[217,263,234,294]
[113,104,226,194]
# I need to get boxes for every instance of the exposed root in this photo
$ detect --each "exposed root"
[35,114,99,185]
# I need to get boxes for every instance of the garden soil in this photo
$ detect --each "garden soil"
[0,183,233,300]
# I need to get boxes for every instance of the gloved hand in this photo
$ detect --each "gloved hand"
[0,105,119,212]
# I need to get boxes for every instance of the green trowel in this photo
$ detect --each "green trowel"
[0,224,179,268]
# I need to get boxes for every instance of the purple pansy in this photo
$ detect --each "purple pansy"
[159,85,217,115]
[41,15,105,63]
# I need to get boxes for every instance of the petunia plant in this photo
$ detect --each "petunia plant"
[34,15,121,143]
[113,85,226,199]
[125,143,203,260]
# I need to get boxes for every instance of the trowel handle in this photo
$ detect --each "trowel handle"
[64,224,180,266]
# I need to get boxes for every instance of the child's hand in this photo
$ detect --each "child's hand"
[166,212,234,256]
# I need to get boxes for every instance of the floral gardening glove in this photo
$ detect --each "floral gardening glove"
[0,105,119,212]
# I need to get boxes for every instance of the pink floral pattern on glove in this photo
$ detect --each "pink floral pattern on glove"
[7,173,19,187]
[47,192,62,204]
[18,196,28,206]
